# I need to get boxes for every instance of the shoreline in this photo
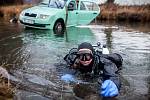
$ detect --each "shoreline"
[0,4,149,22]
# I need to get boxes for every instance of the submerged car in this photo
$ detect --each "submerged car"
[19,0,100,31]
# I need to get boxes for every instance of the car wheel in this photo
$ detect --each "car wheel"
[53,21,65,34]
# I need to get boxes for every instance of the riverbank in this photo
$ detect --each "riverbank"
[0,3,150,22]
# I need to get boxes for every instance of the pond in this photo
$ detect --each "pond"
[0,20,150,100]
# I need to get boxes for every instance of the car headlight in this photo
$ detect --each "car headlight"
[39,14,49,19]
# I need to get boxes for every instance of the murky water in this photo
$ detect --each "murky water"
[0,20,150,100]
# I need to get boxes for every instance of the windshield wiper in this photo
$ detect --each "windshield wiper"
[40,3,48,5]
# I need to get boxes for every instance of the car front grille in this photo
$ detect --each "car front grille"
[25,13,37,17]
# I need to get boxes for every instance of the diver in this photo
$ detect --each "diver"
[61,42,123,97]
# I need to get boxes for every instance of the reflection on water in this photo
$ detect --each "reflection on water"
[104,28,113,52]
[0,21,150,100]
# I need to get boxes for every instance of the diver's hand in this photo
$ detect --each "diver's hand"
[100,80,118,97]
[61,74,75,83]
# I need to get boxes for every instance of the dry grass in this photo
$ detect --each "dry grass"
[0,4,32,20]
[98,4,150,22]
[0,66,14,100]
[0,83,14,100]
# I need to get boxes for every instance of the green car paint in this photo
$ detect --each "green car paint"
[19,0,100,30]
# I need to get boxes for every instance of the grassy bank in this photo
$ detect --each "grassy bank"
[98,3,150,22]
[0,4,150,22]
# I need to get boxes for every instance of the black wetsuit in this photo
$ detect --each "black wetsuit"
[64,50,123,90]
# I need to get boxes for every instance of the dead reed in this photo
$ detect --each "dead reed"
[0,4,32,20]
[0,66,14,100]
[98,4,150,22]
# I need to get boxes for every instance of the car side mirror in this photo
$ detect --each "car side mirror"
[68,3,74,11]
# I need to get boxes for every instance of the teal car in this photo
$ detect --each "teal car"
[19,0,100,31]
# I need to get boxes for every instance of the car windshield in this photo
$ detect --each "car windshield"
[39,0,67,9]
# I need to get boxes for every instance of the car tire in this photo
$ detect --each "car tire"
[53,21,65,34]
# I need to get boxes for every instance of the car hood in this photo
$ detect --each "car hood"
[24,6,63,15]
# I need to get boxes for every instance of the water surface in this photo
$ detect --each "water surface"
[0,20,150,100]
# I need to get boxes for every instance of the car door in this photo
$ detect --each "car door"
[67,0,78,26]
[77,1,100,25]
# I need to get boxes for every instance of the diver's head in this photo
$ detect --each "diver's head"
[77,42,93,66]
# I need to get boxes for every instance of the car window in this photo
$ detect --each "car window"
[80,1,86,10]
[81,1,99,11]
[39,0,67,9]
